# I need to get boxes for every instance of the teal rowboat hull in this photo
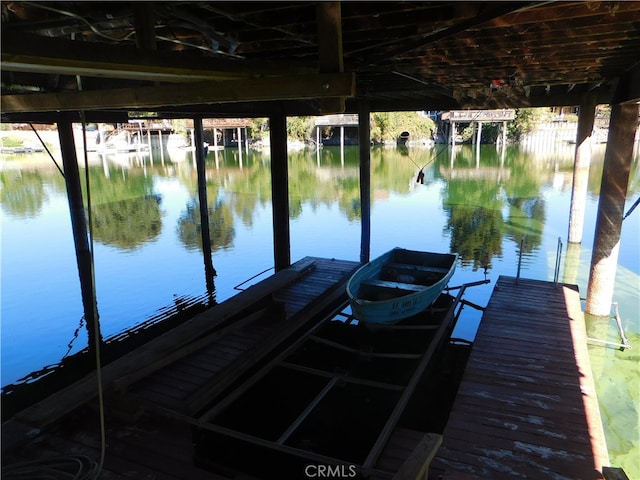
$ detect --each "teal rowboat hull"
[347,248,458,327]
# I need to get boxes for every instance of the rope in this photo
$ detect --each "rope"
[3,117,106,480]
[28,124,64,178]
[623,196,640,220]
[405,89,496,183]
[2,455,100,480]
[79,111,106,479]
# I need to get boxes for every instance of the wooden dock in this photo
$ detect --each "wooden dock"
[2,257,360,478]
[2,269,610,480]
[430,276,609,480]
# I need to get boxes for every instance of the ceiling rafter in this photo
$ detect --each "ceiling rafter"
[0,73,355,113]
[2,0,640,120]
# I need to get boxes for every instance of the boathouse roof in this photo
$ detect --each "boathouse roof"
[2,1,640,122]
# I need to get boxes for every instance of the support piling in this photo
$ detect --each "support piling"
[586,101,638,316]
[568,92,597,244]
[270,114,291,271]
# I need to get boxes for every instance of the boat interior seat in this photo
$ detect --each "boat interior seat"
[384,262,449,275]
[360,279,427,292]
[380,262,447,286]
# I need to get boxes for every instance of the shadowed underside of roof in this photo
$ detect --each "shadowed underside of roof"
[2,1,640,122]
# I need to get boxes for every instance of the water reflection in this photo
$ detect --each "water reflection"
[178,197,235,252]
[2,140,638,475]
[2,143,637,267]
[92,195,162,249]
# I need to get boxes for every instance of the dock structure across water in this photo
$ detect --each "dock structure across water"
[1,263,610,480]
[431,275,610,480]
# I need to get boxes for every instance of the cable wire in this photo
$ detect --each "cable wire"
[79,108,106,479]
[405,88,497,183]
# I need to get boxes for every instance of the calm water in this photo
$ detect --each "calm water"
[1,137,639,475]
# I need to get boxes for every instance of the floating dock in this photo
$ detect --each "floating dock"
[431,276,609,480]
[1,266,609,480]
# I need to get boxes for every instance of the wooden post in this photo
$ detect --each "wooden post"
[562,241,581,286]
[451,121,456,146]
[316,125,321,166]
[476,121,482,167]
[340,125,345,166]
[158,129,164,165]
[238,130,243,169]
[270,114,291,271]
[133,3,157,51]
[57,116,102,353]
[316,2,345,114]
[586,101,638,316]
[358,102,371,264]
[194,118,216,297]
[568,92,597,244]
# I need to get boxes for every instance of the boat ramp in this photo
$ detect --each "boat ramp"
[1,259,612,480]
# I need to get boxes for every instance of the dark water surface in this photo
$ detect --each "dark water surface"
[1,139,638,474]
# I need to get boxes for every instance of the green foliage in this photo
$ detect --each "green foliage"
[286,116,313,142]
[0,171,48,217]
[0,136,25,147]
[177,198,235,252]
[249,117,268,141]
[91,195,163,250]
[508,108,553,141]
[172,119,189,135]
[370,112,435,143]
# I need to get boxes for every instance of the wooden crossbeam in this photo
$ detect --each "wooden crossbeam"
[316,2,346,114]
[1,32,315,83]
[1,73,355,113]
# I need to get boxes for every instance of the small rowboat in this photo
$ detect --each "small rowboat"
[347,247,458,327]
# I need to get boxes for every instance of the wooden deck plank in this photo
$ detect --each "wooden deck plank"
[2,258,318,444]
[431,275,609,480]
[121,257,360,416]
[2,257,360,479]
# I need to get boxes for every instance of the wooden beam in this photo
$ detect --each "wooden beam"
[4,258,316,440]
[58,117,101,355]
[133,3,158,51]
[358,101,371,263]
[1,32,315,83]
[586,100,638,316]
[316,2,346,114]
[270,114,291,271]
[393,433,442,480]
[194,117,216,297]
[0,110,129,125]
[1,73,355,113]
[568,92,597,244]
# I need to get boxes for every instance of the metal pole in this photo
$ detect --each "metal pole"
[554,236,563,286]
[516,238,524,284]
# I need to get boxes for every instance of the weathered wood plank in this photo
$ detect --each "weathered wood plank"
[4,259,316,437]
[392,432,442,480]
[186,271,355,415]
[1,31,315,82]
[1,73,356,113]
[432,276,609,479]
